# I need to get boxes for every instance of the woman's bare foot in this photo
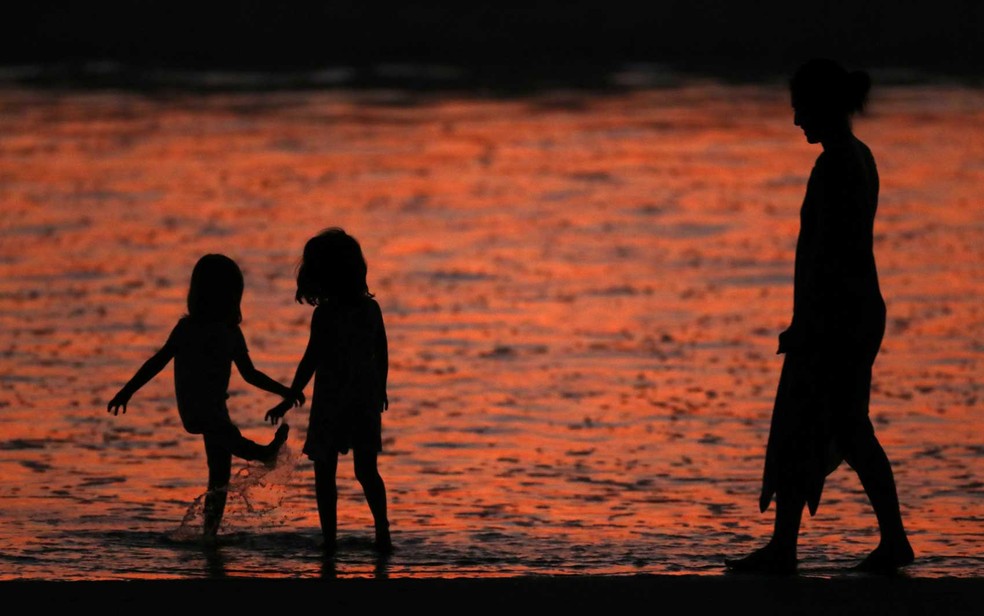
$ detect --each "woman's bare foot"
[853,538,914,573]
[725,543,797,575]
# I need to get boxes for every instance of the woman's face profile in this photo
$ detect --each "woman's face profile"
[793,104,825,144]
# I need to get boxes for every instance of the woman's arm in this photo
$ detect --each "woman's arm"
[816,156,871,315]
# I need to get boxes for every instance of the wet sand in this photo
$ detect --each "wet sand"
[5,574,982,614]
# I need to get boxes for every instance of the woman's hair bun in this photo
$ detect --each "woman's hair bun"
[791,58,872,116]
[847,70,871,113]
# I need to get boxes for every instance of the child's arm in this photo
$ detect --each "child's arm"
[265,310,320,424]
[264,397,295,425]
[234,352,296,399]
[374,301,389,410]
[225,324,295,399]
[107,337,175,415]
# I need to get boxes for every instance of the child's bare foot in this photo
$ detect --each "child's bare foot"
[263,424,289,467]
[273,423,289,446]
[853,538,914,573]
[202,530,219,547]
[725,543,796,575]
[374,523,393,554]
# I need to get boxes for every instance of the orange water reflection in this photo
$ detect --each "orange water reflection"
[0,83,981,579]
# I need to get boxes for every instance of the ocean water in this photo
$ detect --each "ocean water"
[0,73,982,579]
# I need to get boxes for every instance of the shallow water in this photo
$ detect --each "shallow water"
[0,77,982,579]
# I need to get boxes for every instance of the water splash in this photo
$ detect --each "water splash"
[169,445,299,543]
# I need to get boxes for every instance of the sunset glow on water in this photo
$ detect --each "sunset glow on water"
[0,79,981,579]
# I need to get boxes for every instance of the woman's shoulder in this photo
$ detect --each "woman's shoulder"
[818,138,875,179]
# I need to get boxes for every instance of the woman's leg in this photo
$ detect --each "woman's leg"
[203,433,232,539]
[726,489,803,573]
[353,447,391,552]
[727,355,803,573]
[314,456,339,551]
[840,417,914,570]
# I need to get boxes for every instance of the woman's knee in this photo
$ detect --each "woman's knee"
[837,416,879,461]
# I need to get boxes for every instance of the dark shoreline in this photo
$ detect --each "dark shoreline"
[4,575,982,613]
[1,60,980,98]
[5,2,982,97]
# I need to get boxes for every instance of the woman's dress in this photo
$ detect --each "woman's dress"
[759,137,886,516]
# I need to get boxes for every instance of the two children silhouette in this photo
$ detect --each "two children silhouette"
[108,230,390,552]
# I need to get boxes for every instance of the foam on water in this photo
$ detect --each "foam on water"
[169,445,300,544]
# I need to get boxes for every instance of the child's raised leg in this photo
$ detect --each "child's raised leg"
[210,422,289,465]
[353,447,391,552]
[201,423,289,538]
[314,456,339,552]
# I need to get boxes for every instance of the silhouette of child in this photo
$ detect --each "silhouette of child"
[266,228,391,554]
[726,59,914,574]
[107,253,301,541]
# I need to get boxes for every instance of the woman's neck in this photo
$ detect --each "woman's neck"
[820,129,854,152]
[820,121,854,151]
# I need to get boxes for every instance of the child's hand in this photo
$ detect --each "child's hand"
[107,391,130,416]
[291,389,306,406]
[265,398,293,425]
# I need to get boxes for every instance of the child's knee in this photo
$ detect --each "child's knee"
[354,463,379,486]
[207,463,232,489]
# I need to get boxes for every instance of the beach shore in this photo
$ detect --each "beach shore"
[5,575,981,614]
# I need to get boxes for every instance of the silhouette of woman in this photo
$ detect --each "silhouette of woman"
[726,59,914,574]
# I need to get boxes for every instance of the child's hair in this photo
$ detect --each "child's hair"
[790,58,871,116]
[295,227,373,306]
[186,253,244,324]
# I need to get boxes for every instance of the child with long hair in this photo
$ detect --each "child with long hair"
[107,253,301,541]
[265,228,391,553]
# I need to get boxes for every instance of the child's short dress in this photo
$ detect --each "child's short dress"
[302,297,388,460]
